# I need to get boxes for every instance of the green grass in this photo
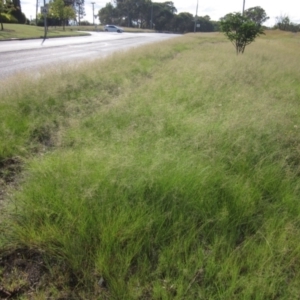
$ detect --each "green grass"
[0,23,90,39]
[72,24,155,33]
[1,31,300,299]
[0,23,155,40]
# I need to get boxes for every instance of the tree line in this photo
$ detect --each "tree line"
[98,0,219,32]
[274,14,300,32]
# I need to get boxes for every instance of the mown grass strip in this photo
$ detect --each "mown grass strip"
[0,24,155,40]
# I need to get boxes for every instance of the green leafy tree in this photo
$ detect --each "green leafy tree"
[110,0,176,29]
[75,0,85,25]
[152,2,176,31]
[274,14,299,32]
[11,0,26,23]
[112,0,152,28]
[163,1,176,14]
[275,14,290,30]
[99,0,217,32]
[98,2,116,25]
[136,0,152,28]
[196,15,215,32]
[64,5,75,26]
[49,0,75,29]
[172,12,193,32]
[0,0,14,30]
[220,12,264,54]
[244,6,269,25]
[50,0,64,27]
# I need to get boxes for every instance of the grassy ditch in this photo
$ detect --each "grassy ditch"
[1,31,300,299]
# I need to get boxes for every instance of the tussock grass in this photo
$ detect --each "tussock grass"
[1,31,300,298]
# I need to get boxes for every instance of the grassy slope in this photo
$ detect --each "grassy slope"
[0,23,90,39]
[0,23,154,39]
[1,31,300,299]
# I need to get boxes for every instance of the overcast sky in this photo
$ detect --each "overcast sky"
[21,0,300,26]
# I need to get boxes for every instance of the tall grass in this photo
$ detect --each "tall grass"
[1,31,300,298]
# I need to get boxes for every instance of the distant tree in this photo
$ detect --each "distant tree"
[274,14,299,32]
[112,0,153,28]
[211,20,220,31]
[197,15,215,32]
[0,0,14,30]
[154,7,173,30]
[136,0,152,28]
[152,2,176,31]
[172,12,193,32]
[275,14,290,30]
[64,5,76,23]
[220,12,264,54]
[75,0,85,25]
[79,19,91,25]
[10,0,26,23]
[98,3,116,25]
[50,0,75,29]
[97,0,178,29]
[163,1,176,14]
[244,6,269,25]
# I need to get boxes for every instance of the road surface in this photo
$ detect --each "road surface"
[0,32,179,80]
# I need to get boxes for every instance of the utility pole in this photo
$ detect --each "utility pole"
[91,2,95,25]
[41,0,48,44]
[194,0,198,33]
[242,0,245,15]
[36,0,38,25]
[150,2,153,29]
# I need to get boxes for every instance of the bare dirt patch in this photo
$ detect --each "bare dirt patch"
[0,157,21,209]
[0,248,85,299]
[0,249,46,299]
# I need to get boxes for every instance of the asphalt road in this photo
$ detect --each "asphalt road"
[0,32,179,80]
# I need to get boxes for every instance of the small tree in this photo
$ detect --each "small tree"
[220,12,264,54]
[49,0,75,30]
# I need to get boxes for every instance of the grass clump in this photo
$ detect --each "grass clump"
[1,31,300,299]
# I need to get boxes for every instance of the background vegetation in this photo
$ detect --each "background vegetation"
[1,30,300,299]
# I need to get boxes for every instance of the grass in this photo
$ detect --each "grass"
[1,31,300,299]
[0,23,155,40]
[0,23,90,39]
[71,24,155,33]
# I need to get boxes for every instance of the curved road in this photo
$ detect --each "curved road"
[0,32,179,80]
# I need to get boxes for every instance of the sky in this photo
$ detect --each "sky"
[21,0,300,26]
